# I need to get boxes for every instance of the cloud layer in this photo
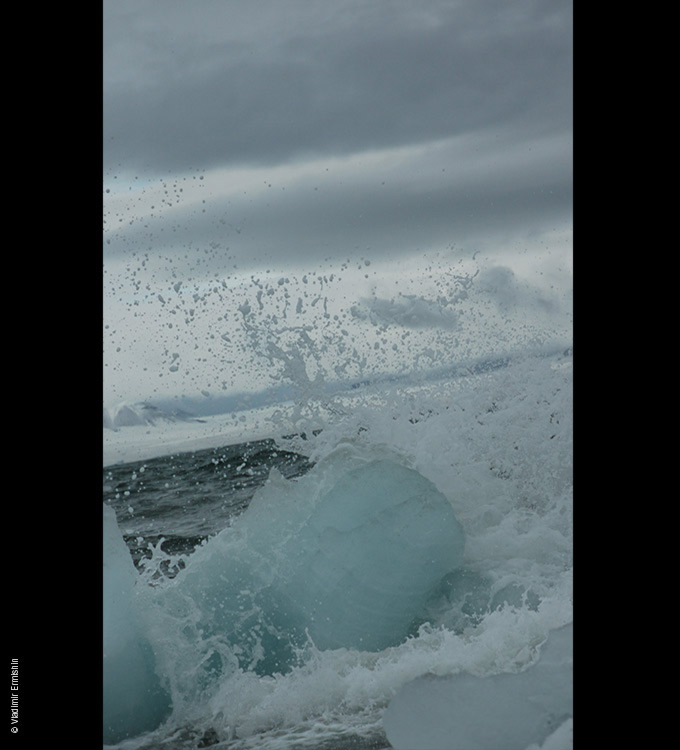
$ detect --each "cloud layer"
[103,0,573,405]
[104,0,572,175]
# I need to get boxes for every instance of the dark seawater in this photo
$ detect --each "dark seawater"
[103,439,314,572]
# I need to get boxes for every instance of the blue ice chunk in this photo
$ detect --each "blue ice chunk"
[169,455,465,676]
[278,459,465,651]
[103,505,171,744]
[383,623,573,750]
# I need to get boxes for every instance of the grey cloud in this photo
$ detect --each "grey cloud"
[475,265,561,314]
[104,0,572,175]
[351,294,459,329]
[104,121,572,271]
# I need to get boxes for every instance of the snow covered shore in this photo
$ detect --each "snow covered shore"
[103,404,292,466]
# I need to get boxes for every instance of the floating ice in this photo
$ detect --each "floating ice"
[162,448,466,679]
[383,622,573,750]
[103,505,171,744]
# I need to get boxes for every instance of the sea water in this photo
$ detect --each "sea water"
[103,257,572,749]
[103,351,572,750]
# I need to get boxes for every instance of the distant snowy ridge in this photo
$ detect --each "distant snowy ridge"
[103,402,202,431]
[104,345,573,429]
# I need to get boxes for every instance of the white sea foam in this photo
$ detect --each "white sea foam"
[104,348,572,749]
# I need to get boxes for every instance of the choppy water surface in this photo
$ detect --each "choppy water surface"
[104,439,313,570]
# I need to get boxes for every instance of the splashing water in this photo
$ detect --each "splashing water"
[104,250,572,750]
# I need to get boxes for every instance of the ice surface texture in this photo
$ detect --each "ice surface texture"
[103,505,171,744]
[276,456,466,652]
[383,622,573,750]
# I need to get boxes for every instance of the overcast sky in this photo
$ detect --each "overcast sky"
[103,0,573,407]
